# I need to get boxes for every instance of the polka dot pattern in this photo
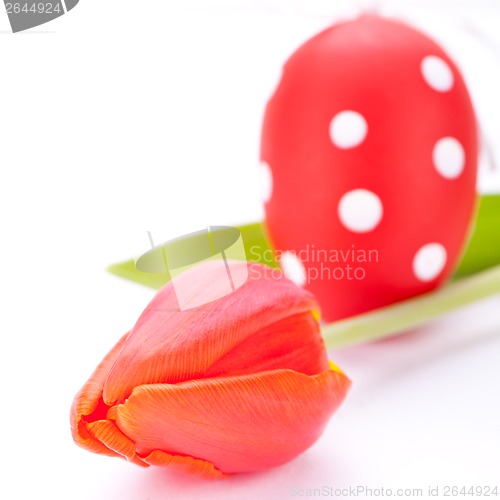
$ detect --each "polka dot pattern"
[433,137,465,179]
[338,189,383,233]
[421,56,454,92]
[330,111,368,149]
[280,251,306,287]
[259,161,273,203]
[413,243,447,282]
[258,15,480,323]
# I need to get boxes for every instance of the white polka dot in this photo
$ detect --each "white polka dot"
[421,56,454,92]
[338,189,383,233]
[413,243,447,282]
[433,137,465,179]
[259,161,273,203]
[280,251,306,287]
[330,111,368,149]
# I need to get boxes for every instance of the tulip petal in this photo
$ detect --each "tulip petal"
[103,262,320,405]
[115,367,350,474]
[85,420,147,466]
[141,449,225,479]
[71,333,129,457]
[203,311,328,378]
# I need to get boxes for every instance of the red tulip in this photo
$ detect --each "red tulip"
[71,261,350,478]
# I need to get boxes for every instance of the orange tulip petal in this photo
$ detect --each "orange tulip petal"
[115,367,350,474]
[85,420,145,465]
[71,332,129,456]
[103,262,319,405]
[140,449,226,479]
[203,311,328,378]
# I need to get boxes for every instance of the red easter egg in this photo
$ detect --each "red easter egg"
[261,14,478,322]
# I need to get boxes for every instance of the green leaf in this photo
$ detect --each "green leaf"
[107,222,277,290]
[107,194,500,346]
[108,195,500,288]
[454,194,500,277]
[107,259,170,290]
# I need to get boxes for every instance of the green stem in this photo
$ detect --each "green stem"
[321,264,500,349]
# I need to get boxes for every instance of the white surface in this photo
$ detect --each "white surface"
[1,1,500,499]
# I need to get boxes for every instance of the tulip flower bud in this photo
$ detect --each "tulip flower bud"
[70,261,350,478]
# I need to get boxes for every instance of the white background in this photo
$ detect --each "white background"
[1,1,500,499]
